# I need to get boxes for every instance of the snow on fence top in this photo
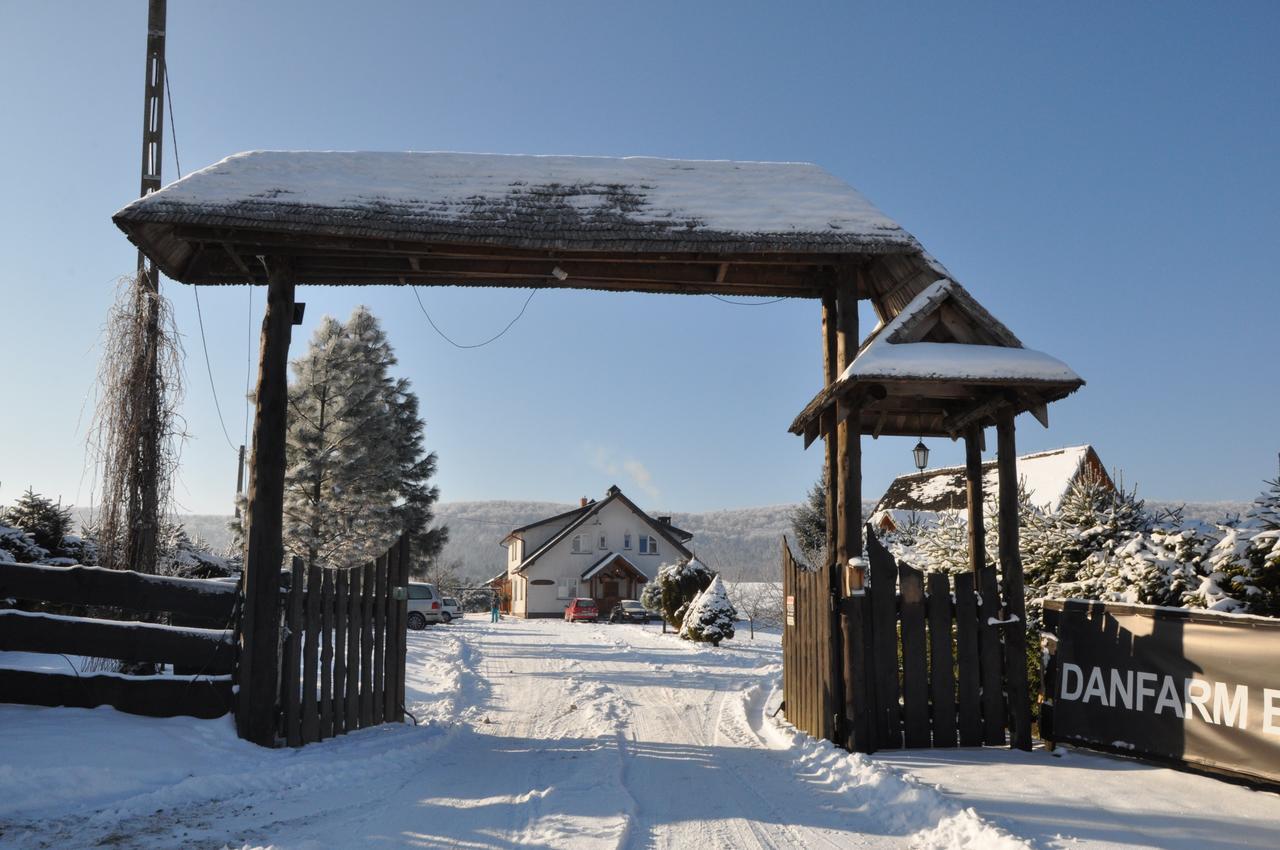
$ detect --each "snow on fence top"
[114,151,920,254]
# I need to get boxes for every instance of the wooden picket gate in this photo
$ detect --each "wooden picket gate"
[783,528,1029,752]
[277,534,410,747]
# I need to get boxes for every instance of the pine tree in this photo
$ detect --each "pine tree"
[790,467,828,569]
[1,488,74,554]
[283,307,444,569]
[679,575,737,645]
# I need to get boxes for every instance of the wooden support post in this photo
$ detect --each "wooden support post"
[997,411,1033,751]
[820,293,840,741]
[967,425,1005,744]
[237,259,295,747]
[835,273,860,749]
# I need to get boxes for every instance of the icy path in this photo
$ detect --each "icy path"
[2,619,1277,849]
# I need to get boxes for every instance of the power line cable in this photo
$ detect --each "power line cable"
[164,58,238,454]
[708,293,788,306]
[411,286,537,349]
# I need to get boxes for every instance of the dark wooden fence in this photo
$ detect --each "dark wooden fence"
[781,536,837,743]
[0,563,238,719]
[783,528,1028,752]
[277,534,409,747]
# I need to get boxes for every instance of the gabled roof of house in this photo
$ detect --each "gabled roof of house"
[581,552,648,582]
[512,486,693,573]
[874,445,1110,515]
[501,502,595,545]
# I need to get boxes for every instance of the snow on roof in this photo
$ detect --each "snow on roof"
[842,279,1082,384]
[877,445,1104,515]
[115,151,920,254]
[846,341,1082,383]
[581,552,647,582]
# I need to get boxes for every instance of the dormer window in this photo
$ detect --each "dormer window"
[639,535,658,555]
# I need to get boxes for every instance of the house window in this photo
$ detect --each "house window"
[557,580,576,600]
[572,534,589,553]
[639,535,658,555]
[623,532,632,550]
[599,533,607,550]
[510,542,519,563]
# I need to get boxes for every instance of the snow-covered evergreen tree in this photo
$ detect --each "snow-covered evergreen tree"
[650,557,715,629]
[283,307,443,569]
[790,467,828,569]
[1193,468,1280,615]
[679,575,737,645]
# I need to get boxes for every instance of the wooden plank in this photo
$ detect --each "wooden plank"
[301,564,321,744]
[345,567,361,731]
[782,538,792,725]
[0,667,232,719]
[284,557,304,748]
[927,572,958,748]
[997,411,1033,752]
[867,533,901,748]
[899,563,930,748]
[0,562,236,620]
[395,534,410,719]
[319,569,334,740]
[842,593,875,752]
[953,571,983,746]
[372,554,387,726]
[978,563,1007,745]
[333,568,348,735]
[381,545,396,723]
[0,610,234,673]
[382,541,400,723]
[238,260,295,747]
[360,561,375,729]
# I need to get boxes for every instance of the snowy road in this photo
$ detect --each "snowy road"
[2,618,1277,849]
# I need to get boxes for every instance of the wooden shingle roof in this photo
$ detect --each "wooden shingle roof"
[111,150,951,308]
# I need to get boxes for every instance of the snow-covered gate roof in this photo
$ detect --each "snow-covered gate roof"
[113,150,947,310]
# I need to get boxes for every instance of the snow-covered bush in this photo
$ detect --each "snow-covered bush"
[679,576,736,646]
[648,557,715,629]
[1,488,74,554]
[159,524,235,579]
[0,523,48,564]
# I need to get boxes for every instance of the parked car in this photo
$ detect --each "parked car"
[564,597,598,623]
[609,599,652,624]
[440,596,462,623]
[406,582,444,629]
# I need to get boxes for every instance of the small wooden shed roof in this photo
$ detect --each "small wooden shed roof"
[112,150,948,308]
[790,279,1084,441]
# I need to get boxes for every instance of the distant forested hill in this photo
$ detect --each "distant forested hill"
[75,499,1251,582]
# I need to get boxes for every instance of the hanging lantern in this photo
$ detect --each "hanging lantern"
[913,439,930,473]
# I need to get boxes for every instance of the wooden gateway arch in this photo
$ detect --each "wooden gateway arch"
[113,151,1082,748]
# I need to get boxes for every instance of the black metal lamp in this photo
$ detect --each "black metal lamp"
[913,438,930,474]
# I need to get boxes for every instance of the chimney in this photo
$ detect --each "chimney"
[580,496,589,508]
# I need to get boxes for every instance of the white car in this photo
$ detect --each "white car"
[440,596,462,623]
[406,582,445,629]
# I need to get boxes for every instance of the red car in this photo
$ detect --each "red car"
[564,598,598,623]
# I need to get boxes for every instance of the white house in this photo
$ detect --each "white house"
[498,485,694,618]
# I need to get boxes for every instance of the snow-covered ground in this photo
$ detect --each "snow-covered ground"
[2,619,1277,849]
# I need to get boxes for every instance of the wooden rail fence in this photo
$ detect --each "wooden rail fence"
[0,563,238,719]
[277,534,409,747]
[783,528,1027,752]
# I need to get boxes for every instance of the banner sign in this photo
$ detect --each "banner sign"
[1045,599,1280,785]
[786,595,795,627]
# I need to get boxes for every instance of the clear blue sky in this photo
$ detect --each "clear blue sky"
[1,1,1276,516]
